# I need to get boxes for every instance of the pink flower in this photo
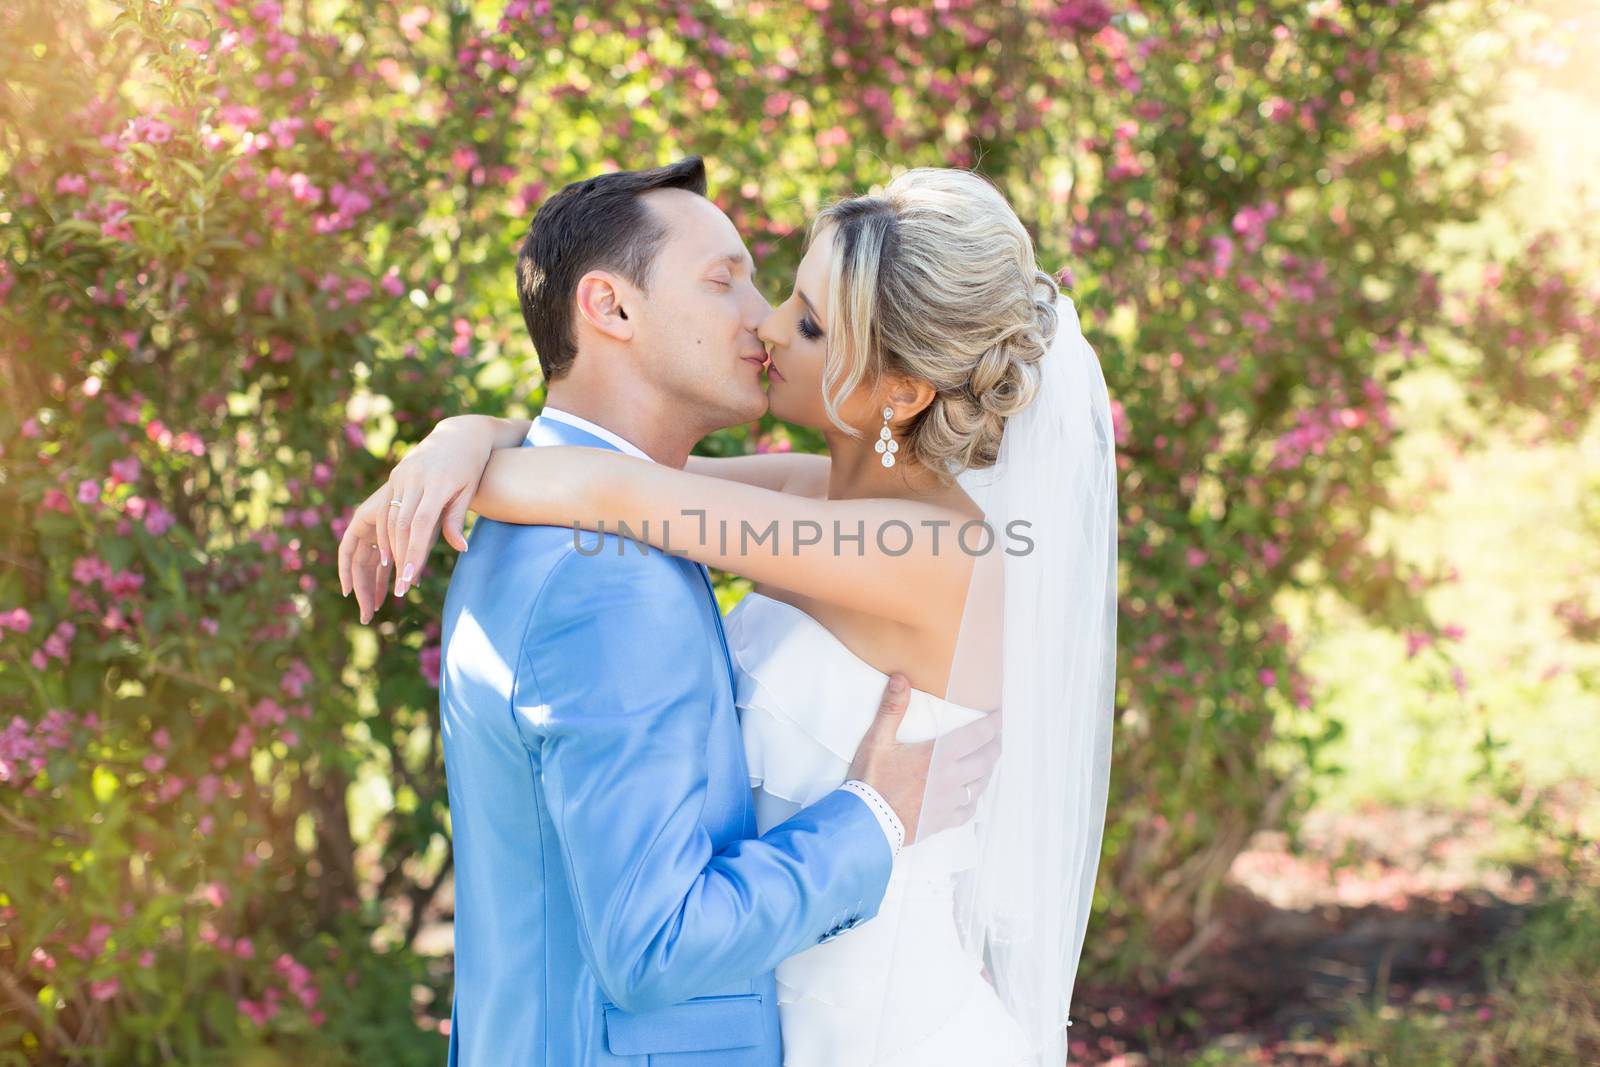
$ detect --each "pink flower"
[73,556,112,585]
[249,699,287,727]
[1051,0,1113,34]
[104,570,145,598]
[420,644,441,688]
[43,621,77,661]
[287,172,323,206]
[1258,669,1277,687]
[1108,398,1130,447]
[1208,235,1234,276]
[0,608,31,633]
[89,978,120,1002]
[76,479,101,504]
[110,456,141,484]
[1404,631,1435,659]
[83,922,112,958]
[238,997,272,1026]
[1185,547,1207,568]
[144,503,176,536]
[280,659,312,698]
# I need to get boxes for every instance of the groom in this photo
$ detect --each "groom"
[435,158,969,1065]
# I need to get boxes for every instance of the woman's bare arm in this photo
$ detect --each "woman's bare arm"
[468,412,827,491]
[468,445,974,627]
[684,452,830,495]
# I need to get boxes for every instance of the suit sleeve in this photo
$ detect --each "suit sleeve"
[515,544,893,1014]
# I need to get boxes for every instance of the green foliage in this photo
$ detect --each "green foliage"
[1338,889,1600,1066]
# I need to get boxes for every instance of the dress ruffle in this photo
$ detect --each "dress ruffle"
[722,593,1026,1066]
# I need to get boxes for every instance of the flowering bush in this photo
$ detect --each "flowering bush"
[0,0,1587,1058]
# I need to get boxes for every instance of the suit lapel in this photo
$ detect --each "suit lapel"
[531,415,739,690]
[693,562,738,690]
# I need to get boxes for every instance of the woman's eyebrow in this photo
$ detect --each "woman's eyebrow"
[798,289,825,330]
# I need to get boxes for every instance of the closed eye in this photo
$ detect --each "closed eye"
[797,315,823,341]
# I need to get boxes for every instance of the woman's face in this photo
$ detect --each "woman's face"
[758,223,881,435]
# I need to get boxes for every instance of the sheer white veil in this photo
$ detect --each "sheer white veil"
[872,289,1119,1065]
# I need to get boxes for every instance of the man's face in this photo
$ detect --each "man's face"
[625,189,773,432]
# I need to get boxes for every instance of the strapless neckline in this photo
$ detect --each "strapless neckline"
[720,591,1034,1066]
[731,591,990,717]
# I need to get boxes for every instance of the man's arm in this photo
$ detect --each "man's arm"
[517,545,895,1014]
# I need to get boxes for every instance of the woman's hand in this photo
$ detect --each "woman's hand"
[337,415,502,621]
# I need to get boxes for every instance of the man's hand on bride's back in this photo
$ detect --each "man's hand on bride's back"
[337,415,496,623]
[847,674,1002,847]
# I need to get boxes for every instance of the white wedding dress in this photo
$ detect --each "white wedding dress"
[725,591,1037,1067]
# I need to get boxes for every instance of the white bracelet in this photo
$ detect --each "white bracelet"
[840,780,904,856]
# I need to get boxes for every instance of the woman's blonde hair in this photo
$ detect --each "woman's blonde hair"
[811,168,1059,477]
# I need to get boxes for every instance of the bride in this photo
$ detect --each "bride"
[340,168,1118,1066]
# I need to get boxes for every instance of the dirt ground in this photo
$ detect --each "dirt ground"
[1066,789,1591,1066]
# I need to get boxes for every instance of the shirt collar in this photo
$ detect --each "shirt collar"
[533,406,656,464]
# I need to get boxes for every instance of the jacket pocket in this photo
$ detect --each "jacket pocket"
[602,994,765,1057]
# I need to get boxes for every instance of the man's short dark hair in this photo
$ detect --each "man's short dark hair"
[516,157,709,382]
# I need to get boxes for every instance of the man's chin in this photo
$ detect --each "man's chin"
[723,388,769,429]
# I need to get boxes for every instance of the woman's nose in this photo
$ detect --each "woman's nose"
[755,304,780,346]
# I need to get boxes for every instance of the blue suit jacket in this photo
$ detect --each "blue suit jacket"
[439,415,893,1065]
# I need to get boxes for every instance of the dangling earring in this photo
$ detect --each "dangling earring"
[875,405,899,468]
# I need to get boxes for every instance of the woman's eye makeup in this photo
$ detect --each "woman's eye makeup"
[797,314,823,341]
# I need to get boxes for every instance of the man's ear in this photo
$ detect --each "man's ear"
[574,270,634,342]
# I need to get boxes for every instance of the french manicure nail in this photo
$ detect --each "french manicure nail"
[401,563,415,584]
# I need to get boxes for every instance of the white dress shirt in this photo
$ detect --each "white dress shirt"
[533,406,655,461]
[534,405,905,858]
